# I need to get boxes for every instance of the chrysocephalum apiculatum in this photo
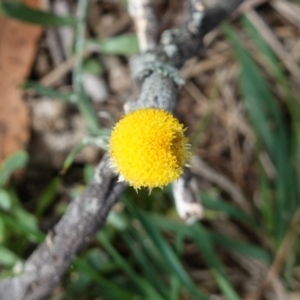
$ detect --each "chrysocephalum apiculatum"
[109,108,191,190]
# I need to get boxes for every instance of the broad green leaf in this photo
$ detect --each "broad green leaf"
[4,189,44,241]
[13,207,43,241]
[83,58,105,75]
[0,218,5,244]
[0,151,28,187]
[0,246,20,267]
[0,213,44,242]
[87,34,139,55]
[0,189,12,211]
[0,2,76,27]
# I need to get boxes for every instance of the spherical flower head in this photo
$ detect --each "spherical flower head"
[109,108,191,189]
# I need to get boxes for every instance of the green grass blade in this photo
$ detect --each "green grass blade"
[0,151,28,187]
[35,177,62,217]
[72,0,102,136]
[0,189,12,211]
[190,224,242,300]
[169,276,181,300]
[62,142,89,173]
[201,194,257,227]
[213,270,241,300]
[122,231,170,300]
[97,232,166,300]
[0,2,76,27]
[0,246,20,267]
[210,233,271,263]
[241,15,300,216]
[23,82,73,102]
[87,34,139,55]
[150,213,271,263]
[73,258,137,300]
[224,23,298,242]
[124,201,208,300]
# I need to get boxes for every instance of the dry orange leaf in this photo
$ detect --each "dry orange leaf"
[0,0,42,163]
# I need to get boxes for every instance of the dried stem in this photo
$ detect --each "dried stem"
[128,0,160,52]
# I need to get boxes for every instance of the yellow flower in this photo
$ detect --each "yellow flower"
[109,108,191,189]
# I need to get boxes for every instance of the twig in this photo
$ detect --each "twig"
[172,168,204,224]
[185,0,205,27]
[128,0,160,52]
[153,0,243,69]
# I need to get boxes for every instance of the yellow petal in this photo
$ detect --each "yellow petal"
[109,108,191,189]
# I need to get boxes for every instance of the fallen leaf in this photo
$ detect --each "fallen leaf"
[0,0,42,163]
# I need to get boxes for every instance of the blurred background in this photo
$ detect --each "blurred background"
[0,0,300,299]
